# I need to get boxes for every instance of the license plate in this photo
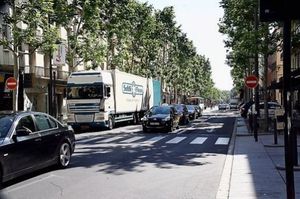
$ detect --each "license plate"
[81,125,90,130]
[150,122,160,125]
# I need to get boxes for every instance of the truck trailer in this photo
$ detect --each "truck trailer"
[66,69,161,130]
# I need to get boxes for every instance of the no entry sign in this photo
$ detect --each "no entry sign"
[245,75,258,89]
[5,77,17,90]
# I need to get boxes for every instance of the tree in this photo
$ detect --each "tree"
[0,0,59,111]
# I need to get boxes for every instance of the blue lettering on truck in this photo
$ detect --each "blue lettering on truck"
[122,81,144,97]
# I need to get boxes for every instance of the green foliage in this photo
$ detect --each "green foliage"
[0,0,59,55]
[0,0,220,101]
[219,0,280,90]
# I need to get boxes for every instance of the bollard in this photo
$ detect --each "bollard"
[274,119,278,145]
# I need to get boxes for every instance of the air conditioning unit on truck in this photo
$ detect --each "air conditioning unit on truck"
[66,69,161,130]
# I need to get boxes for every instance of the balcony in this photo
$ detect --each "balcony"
[25,65,70,81]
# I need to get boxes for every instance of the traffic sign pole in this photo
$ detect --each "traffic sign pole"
[282,18,295,199]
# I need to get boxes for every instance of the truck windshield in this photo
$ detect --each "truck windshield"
[67,84,104,99]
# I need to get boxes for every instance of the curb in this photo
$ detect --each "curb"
[276,165,300,171]
[216,117,237,199]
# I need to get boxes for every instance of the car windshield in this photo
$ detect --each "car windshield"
[174,105,184,112]
[150,106,170,115]
[0,115,14,138]
[186,105,195,110]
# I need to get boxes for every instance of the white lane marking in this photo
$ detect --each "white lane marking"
[142,136,166,144]
[190,137,208,144]
[99,136,123,143]
[206,129,214,133]
[120,136,144,143]
[215,137,230,145]
[166,136,186,144]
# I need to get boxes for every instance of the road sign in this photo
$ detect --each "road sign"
[245,75,258,89]
[53,44,66,65]
[5,77,17,90]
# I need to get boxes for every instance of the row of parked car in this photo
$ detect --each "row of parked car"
[141,104,202,133]
[240,101,281,119]
[0,103,202,185]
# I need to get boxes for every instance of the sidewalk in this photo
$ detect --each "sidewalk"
[218,117,300,199]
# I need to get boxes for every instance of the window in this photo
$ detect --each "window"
[48,117,58,128]
[35,114,57,131]
[35,114,51,131]
[16,115,36,133]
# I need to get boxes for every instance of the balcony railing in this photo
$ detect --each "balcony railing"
[25,66,70,81]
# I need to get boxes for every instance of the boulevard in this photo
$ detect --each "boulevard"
[1,108,236,199]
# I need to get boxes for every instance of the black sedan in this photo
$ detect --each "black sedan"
[0,111,75,184]
[186,105,197,120]
[141,106,180,133]
[170,104,189,125]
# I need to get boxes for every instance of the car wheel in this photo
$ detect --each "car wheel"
[143,126,148,133]
[168,121,174,132]
[58,142,71,168]
[0,166,2,189]
[107,116,114,130]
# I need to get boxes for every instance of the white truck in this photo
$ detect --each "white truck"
[66,69,161,130]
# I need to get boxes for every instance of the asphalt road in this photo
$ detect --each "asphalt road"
[1,108,236,199]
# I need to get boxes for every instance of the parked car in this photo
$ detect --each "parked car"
[0,111,75,184]
[141,106,180,132]
[170,104,189,125]
[186,105,197,120]
[192,105,202,117]
[218,103,230,110]
[248,102,281,119]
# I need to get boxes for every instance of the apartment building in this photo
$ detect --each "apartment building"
[0,1,86,119]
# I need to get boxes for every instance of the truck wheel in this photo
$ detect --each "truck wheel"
[132,113,139,125]
[108,116,114,130]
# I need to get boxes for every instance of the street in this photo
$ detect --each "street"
[1,109,236,199]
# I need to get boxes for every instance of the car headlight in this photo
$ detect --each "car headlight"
[141,116,148,122]
[162,117,171,121]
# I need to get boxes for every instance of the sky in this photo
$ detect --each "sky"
[139,0,233,91]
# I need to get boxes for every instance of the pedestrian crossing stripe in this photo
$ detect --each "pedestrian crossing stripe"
[120,136,144,143]
[86,136,230,145]
[99,136,124,143]
[166,137,186,144]
[190,137,208,144]
[215,137,230,145]
[141,136,166,144]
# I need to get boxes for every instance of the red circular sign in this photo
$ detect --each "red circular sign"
[245,75,258,89]
[6,77,17,90]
